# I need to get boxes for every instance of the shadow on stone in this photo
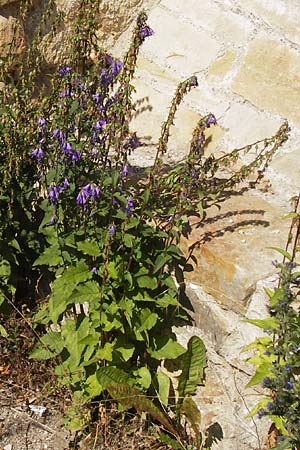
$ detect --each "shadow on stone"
[204,421,224,448]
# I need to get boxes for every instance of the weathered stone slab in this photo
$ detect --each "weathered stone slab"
[141,6,220,77]
[161,0,253,44]
[220,102,282,148]
[236,0,300,46]
[0,15,26,63]
[208,50,237,80]
[231,38,300,124]
[129,77,224,166]
[180,191,289,314]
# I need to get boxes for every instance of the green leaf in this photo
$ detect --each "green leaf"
[102,381,178,437]
[96,366,132,388]
[244,317,278,331]
[139,308,158,331]
[49,262,92,323]
[69,100,79,115]
[159,433,185,450]
[77,240,101,257]
[153,253,171,274]
[133,367,152,389]
[156,293,179,308]
[137,275,158,290]
[0,323,8,337]
[0,260,10,278]
[149,337,186,359]
[268,247,293,261]
[30,331,64,360]
[176,336,206,403]
[33,244,64,266]
[156,371,170,407]
[84,373,103,399]
[124,233,134,248]
[246,361,274,387]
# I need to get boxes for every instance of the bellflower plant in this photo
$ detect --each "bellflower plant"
[0,0,291,447]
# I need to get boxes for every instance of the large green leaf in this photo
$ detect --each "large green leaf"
[29,331,64,360]
[244,317,278,331]
[33,244,63,266]
[156,371,170,407]
[176,336,206,403]
[48,261,92,323]
[148,337,186,359]
[96,368,178,437]
[77,240,101,257]
[137,275,158,290]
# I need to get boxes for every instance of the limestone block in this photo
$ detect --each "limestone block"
[268,149,300,199]
[236,0,300,46]
[221,102,282,149]
[176,325,270,450]
[161,0,253,44]
[231,38,300,124]
[141,6,220,77]
[0,15,26,63]
[44,0,157,63]
[208,50,237,79]
[180,191,289,314]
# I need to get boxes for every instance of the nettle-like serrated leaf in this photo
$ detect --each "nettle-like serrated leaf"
[149,336,186,360]
[76,240,101,257]
[156,293,179,308]
[96,366,132,388]
[49,262,92,323]
[156,371,170,407]
[29,331,64,360]
[70,281,100,305]
[176,336,206,403]
[59,317,92,370]
[33,244,63,267]
[180,396,202,450]
[242,336,273,353]
[0,259,10,278]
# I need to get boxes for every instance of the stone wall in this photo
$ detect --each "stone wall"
[0,0,158,70]
[125,2,300,448]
